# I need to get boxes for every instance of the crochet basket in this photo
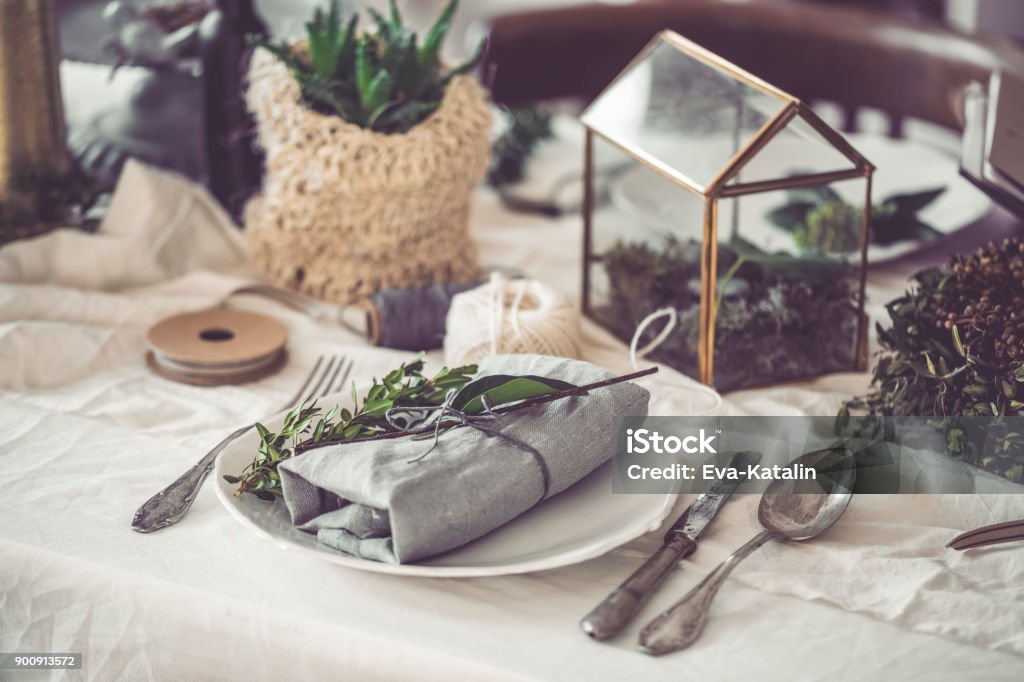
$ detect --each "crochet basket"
[243,46,491,303]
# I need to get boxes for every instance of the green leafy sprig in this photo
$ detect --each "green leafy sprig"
[293,366,656,454]
[253,0,485,134]
[226,358,478,500]
[844,239,1024,482]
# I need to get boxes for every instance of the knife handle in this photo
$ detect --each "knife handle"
[580,534,697,641]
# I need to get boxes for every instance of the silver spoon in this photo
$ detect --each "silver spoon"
[638,447,856,655]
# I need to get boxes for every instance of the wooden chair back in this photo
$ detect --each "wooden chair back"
[483,0,1024,135]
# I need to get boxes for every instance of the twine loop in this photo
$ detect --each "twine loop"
[629,306,724,416]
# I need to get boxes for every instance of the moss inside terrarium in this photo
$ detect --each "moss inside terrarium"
[594,236,860,391]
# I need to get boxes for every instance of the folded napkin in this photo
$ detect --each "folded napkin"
[278,354,649,564]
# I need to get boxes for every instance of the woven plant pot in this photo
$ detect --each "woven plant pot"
[243,46,491,303]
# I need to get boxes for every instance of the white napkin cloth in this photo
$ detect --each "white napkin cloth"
[0,160,253,289]
[726,492,1024,656]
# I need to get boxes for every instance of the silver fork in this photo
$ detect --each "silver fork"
[131,354,354,533]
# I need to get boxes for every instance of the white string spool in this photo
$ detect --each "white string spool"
[444,273,581,367]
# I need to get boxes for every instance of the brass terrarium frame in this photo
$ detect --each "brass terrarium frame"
[581,30,875,387]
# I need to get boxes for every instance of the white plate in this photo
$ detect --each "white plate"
[610,133,991,263]
[214,391,675,577]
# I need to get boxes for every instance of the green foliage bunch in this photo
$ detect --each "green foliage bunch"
[255,0,484,134]
[226,358,477,500]
[845,238,1024,482]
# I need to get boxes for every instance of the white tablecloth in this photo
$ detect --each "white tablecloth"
[2,162,1023,681]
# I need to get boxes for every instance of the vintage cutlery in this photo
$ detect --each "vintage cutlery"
[580,451,762,641]
[131,354,353,533]
[638,447,856,655]
[948,519,1024,550]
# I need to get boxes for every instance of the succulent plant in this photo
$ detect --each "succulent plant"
[795,202,863,255]
[254,0,484,134]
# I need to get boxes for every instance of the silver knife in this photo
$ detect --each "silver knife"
[580,450,762,641]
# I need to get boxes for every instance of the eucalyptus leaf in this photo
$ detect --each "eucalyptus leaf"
[882,187,946,214]
[451,375,576,413]
[722,237,844,286]
[871,213,942,246]
[362,398,394,418]
[229,357,478,500]
[952,325,965,357]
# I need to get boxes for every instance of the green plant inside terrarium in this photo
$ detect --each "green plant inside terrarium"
[767,182,946,256]
[596,235,860,390]
[253,0,484,134]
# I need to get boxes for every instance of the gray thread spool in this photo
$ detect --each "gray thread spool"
[367,280,485,351]
[229,278,497,351]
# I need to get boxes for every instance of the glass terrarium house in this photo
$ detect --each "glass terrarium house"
[581,30,874,391]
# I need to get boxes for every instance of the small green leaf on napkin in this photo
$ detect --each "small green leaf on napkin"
[451,375,576,414]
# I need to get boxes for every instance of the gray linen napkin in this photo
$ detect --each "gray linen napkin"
[278,354,650,564]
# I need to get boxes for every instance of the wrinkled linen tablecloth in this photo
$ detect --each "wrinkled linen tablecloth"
[1,161,1023,681]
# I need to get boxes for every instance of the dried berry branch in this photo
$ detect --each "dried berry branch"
[845,238,1024,482]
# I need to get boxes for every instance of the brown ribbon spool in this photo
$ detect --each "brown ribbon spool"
[145,309,288,386]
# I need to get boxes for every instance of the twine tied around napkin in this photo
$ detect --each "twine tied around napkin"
[387,390,553,501]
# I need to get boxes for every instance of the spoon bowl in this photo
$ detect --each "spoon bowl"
[758,447,856,541]
[639,447,856,655]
